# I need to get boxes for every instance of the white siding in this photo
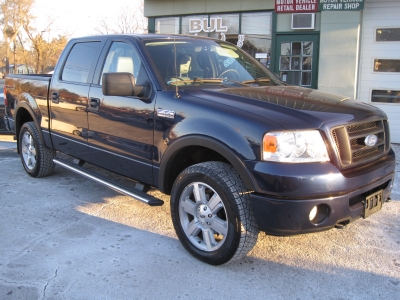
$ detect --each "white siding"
[358,0,400,143]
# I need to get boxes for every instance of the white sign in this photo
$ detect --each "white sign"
[256,53,268,59]
[189,18,228,33]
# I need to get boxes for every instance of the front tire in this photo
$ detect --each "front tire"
[19,122,55,177]
[171,162,259,265]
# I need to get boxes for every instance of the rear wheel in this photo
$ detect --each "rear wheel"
[171,161,259,265]
[19,122,55,177]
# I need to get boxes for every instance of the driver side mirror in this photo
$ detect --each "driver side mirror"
[102,72,150,100]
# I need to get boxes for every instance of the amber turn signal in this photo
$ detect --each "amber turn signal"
[263,135,277,153]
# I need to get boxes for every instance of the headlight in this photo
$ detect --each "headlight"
[263,130,330,163]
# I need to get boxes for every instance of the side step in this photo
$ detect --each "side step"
[53,158,164,206]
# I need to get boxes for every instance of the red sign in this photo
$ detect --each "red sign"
[275,0,318,13]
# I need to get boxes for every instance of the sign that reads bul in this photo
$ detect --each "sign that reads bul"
[319,0,364,11]
[189,18,228,33]
[275,0,318,13]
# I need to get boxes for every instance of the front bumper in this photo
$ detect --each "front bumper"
[248,148,396,235]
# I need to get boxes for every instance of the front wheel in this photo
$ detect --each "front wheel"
[19,121,55,177]
[171,162,259,265]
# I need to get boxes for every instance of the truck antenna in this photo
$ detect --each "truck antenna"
[173,37,180,98]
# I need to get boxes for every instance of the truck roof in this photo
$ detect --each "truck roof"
[73,33,215,41]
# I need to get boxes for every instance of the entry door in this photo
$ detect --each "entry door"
[275,34,319,89]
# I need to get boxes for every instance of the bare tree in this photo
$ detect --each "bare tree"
[0,0,34,73]
[42,35,67,72]
[94,1,147,34]
[23,20,52,73]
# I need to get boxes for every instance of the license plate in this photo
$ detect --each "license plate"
[363,190,383,218]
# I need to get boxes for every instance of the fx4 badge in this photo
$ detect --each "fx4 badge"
[157,108,175,119]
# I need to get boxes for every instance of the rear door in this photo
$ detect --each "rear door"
[86,38,156,185]
[49,38,106,161]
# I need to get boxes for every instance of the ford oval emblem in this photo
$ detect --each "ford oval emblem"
[364,134,378,147]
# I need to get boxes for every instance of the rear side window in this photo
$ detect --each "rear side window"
[62,42,101,83]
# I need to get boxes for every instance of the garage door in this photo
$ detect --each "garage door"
[358,0,400,143]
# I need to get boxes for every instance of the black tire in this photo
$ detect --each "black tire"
[19,121,55,178]
[171,161,259,265]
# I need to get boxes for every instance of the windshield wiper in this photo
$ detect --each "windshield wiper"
[195,77,249,86]
[241,77,271,84]
[167,77,248,87]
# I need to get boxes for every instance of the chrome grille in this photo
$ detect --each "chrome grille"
[331,119,389,168]
[347,122,376,133]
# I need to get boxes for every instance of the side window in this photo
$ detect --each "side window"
[101,42,142,84]
[62,42,101,83]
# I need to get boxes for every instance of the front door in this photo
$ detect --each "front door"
[87,39,155,185]
[274,34,319,89]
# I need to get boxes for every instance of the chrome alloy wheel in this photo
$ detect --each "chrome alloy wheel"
[178,182,228,252]
[21,131,37,171]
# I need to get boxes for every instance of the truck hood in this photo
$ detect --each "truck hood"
[184,86,386,129]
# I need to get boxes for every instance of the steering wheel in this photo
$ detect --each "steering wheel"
[218,69,239,80]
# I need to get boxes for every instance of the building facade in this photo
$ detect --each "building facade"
[144,0,400,142]
[0,64,35,75]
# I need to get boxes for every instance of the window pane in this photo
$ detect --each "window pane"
[281,42,291,55]
[280,56,290,70]
[373,59,400,72]
[284,72,301,85]
[155,17,179,34]
[101,42,141,84]
[303,42,313,56]
[241,12,272,35]
[291,57,301,70]
[371,90,400,103]
[292,42,301,55]
[376,28,400,42]
[241,35,272,69]
[209,14,239,34]
[302,57,312,70]
[62,42,100,83]
[301,72,312,86]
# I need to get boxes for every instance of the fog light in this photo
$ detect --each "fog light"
[309,204,330,225]
[309,206,317,221]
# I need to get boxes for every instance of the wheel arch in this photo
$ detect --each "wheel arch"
[158,135,257,194]
[15,104,44,153]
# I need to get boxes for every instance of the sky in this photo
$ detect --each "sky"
[31,0,145,39]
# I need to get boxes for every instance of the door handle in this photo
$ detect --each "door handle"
[51,92,59,104]
[89,98,100,112]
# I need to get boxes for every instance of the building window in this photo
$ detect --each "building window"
[371,90,400,103]
[376,28,400,42]
[155,17,179,34]
[181,15,209,37]
[279,41,313,86]
[373,59,400,72]
[155,12,272,66]
[242,12,272,35]
[208,13,239,40]
[241,12,272,68]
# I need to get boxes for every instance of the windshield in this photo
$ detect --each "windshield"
[143,38,282,88]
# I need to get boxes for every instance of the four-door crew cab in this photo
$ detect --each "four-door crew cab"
[3,34,396,265]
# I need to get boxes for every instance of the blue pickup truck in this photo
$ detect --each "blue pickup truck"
[3,34,396,265]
